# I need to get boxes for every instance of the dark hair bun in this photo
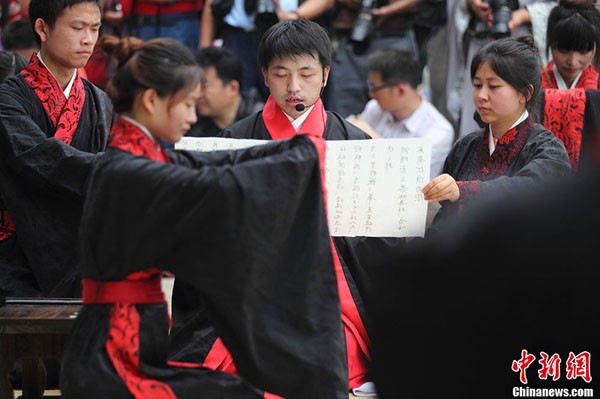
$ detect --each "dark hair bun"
[99,36,145,66]
[516,35,539,57]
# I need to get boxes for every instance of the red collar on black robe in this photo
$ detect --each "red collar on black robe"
[262,95,328,140]
[541,60,599,90]
[456,117,534,207]
[2,54,87,241]
[21,53,86,145]
[477,116,534,179]
[109,117,171,163]
[542,88,586,172]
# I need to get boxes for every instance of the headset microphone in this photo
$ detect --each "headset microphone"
[295,80,326,112]
[295,103,308,112]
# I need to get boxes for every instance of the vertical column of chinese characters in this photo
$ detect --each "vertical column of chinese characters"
[349,145,362,236]
[331,146,347,236]
[364,144,378,235]
[391,144,406,234]
[415,145,426,202]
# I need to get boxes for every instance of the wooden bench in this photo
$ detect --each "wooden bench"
[0,298,81,399]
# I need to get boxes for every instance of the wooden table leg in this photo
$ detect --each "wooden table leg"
[0,336,15,399]
[21,358,45,399]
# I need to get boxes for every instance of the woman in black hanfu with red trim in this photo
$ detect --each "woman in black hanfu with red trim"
[422,37,571,225]
[60,36,347,399]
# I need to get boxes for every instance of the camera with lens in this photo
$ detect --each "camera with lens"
[469,0,519,39]
[255,0,279,31]
[350,0,379,43]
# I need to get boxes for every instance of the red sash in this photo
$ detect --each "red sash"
[541,61,599,90]
[21,53,86,145]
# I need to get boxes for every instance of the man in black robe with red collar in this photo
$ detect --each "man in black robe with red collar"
[169,18,404,396]
[0,0,113,298]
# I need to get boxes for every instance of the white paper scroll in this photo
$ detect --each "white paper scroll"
[176,137,431,237]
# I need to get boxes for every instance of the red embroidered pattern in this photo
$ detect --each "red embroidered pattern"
[0,195,15,241]
[541,61,599,89]
[21,53,85,145]
[106,303,176,399]
[109,117,171,163]
[542,88,586,171]
[454,118,533,211]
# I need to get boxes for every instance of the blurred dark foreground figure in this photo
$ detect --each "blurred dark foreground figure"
[370,165,600,398]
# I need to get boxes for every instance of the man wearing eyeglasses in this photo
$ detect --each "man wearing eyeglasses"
[349,47,454,180]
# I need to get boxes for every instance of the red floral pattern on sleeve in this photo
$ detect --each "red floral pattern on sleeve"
[542,88,585,171]
[106,303,176,399]
[21,53,85,145]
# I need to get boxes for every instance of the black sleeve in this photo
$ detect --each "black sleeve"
[81,135,348,399]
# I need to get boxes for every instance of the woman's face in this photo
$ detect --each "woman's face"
[472,61,527,133]
[153,83,201,143]
[551,46,596,87]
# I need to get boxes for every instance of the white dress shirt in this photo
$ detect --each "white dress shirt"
[361,98,454,179]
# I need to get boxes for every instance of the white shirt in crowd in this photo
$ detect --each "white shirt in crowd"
[360,98,455,179]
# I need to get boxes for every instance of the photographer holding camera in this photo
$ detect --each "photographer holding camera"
[440,0,555,140]
[330,0,420,118]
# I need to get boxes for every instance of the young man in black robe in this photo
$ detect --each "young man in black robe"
[169,18,404,395]
[0,0,113,297]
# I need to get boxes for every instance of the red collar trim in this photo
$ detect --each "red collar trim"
[21,53,85,145]
[478,117,533,178]
[262,96,327,140]
[542,60,599,89]
[109,117,171,163]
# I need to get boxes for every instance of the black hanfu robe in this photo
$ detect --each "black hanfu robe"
[535,88,600,173]
[60,117,347,399]
[433,117,571,226]
[169,97,389,391]
[0,53,112,297]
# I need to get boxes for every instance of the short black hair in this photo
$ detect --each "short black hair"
[471,36,541,112]
[0,51,28,83]
[258,18,331,70]
[546,5,600,56]
[195,46,242,87]
[29,0,103,45]
[366,48,421,89]
[1,19,38,52]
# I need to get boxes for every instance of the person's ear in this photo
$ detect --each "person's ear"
[521,84,534,104]
[262,67,269,87]
[228,79,240,95]
[140,88,160,115]
[322,66,331,87]
[34,18,49,44]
